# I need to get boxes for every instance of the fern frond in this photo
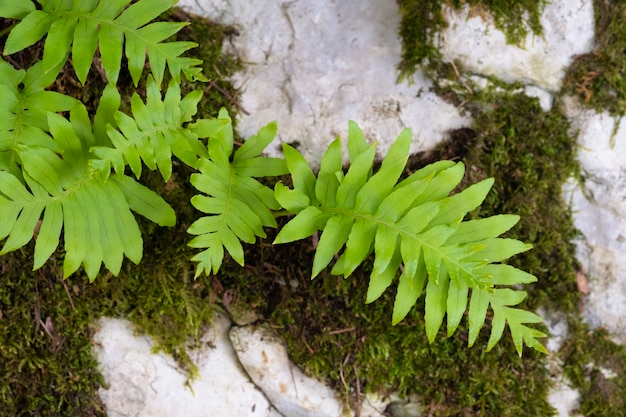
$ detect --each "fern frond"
[186,109,288,276]
[274,122,546,354]
[0,109,175,280]
[90,76,205,181]
[1,0,207,86]
[0,58,80,176]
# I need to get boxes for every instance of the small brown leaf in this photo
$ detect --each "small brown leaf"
[576,270,589,295]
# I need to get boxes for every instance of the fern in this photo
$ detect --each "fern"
[0,106,175,280]
[0,57,80,176]
[0,0,546,355]
[90,76,206,181]
[0,0,206,86]
[186,108,288,276]
[274,122,547,355]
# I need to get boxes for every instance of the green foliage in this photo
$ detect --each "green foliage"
[0,105,175,280]
[186,108,287,275]
[274,122,546,355]
[1,0,206,86]
[90,76,206,181]
[0,0,544,362]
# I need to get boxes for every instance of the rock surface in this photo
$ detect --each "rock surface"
[94,314,277,417]
[439,0,594,91]
[563,98,626,345]
[176,0,467,167]
[230,326,344,417]
[92,0,626,416]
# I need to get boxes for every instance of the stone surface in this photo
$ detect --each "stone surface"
[230,325,344,417]
[563,97,626,345]
[176,0,468,167]
[439,0,594,91]
[94,315,276,417]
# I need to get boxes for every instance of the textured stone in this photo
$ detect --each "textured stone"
[176,0,468,168]
[563,97,626,344]
[439,0,594,91]
[94,315,276,417]
[230,325,344,417]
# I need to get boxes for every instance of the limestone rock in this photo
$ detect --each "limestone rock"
[563,98,626,345]
[440,0,594,91]
[93,315,276,417]
[230,325,344,417]
[176,0,468,168]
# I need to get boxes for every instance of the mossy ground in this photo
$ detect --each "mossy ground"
[0,9,240,416]
[3,1,626,416]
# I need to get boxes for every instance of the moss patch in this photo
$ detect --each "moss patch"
[397,0,547,79]
[563,0,626,117]
[561,318,626,416]
[440,88,581,313]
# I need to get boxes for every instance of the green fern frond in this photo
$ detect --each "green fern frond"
[0,58,80,176]
[90,76,205,181]
[0,109,175,280]
[274,122,546,354]
[186,108,288,276]
[0,0,207,86]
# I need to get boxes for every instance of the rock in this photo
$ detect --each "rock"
[439,0,594,91]
[230,325,344,417]
[563,97,626,344]
[548,377,582,417]
[176,0,468,167]
[93,315,277,417]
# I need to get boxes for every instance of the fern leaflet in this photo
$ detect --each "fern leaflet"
[0,0,207,86]
[186,109,288,276]
[274,121,546,355]
[90,76,206,181]
[0,108,175,280]
[0,58,80,176]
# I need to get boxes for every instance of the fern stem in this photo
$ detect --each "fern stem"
[272,209,293,218]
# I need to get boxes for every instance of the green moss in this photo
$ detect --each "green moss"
[0,255,106,416]
[0,8,242,416]
[266,270,554,416]
[397,0,547,79]
[563,0,626,117]
[561,318,626,416]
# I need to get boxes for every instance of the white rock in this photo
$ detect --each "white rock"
[176,0,468,167]
[439,0,594,91]
[230,325,344,417]
[563,98,626,344]
[93,315,276,417]
[548,376,582,417]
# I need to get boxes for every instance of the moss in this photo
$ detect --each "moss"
[0,255,106,416]
[561,318,626,416]
[397,0,547,79]
[563,0,626,117]
[0,8,242,416]
[266,270,554,416]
